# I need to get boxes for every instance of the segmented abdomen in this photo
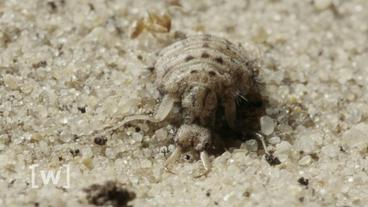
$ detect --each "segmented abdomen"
[155,34,255,93]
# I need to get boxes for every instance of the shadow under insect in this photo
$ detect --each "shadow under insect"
[210,89,267,156]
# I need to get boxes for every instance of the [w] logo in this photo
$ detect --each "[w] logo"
[29,164,70,189]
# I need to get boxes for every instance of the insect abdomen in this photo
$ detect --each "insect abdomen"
[155,34,255,94]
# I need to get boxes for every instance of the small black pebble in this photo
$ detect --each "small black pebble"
[265,154,281,166]
[298,177,309,186]
[94,136,107,146]
[77,106,86,113]
[84,181,136,207]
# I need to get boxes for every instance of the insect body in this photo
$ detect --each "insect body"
[153,34,260,176]
[155,34,259,127]
[94,34,261,177]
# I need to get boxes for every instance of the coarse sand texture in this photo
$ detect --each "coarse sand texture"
[1,0,368,206]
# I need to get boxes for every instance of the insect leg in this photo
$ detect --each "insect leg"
[164,146,182,174]
[253,132,269,155]
[194,151,211,178]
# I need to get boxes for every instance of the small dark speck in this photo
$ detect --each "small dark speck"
[184,154,191,160]
[310,153,319,161]
[265,154,281,166]
[214,201,219,205]
[107,63,118,69]
[84,181,136,207]
[58,156,63,161]
[137,55,143,60]
[77,106,86,113]
[298,177,309,186]
[201,52,210,58]
[70,149,80,157]
[9,179,16,185]
[208,71,216,76]
[94,136,107,146]
[190,70,198,74]
[47,1,57,12]
[135,127,141,132]
[318,49,323,56]
[203,43,209,48]
[299,197,304,202]
[185,55,194,62]
[32,61,47,69]
[215,57,224,64]
[88,3,95,11]
[141,141,149,148]
[73,134,80,141]
[206,191,211,197]
[147,66,155,72]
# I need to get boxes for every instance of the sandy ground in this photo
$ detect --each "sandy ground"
[1,0,368,206]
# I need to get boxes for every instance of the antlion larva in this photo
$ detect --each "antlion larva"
[93,34,263,177]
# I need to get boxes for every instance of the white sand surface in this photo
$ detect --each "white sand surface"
[1,0,368,206]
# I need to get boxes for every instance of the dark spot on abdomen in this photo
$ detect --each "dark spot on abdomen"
[215,57,224,64]
[208,71,216,76]
[185,55,194,62]
[201,52,210,58]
